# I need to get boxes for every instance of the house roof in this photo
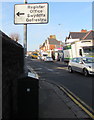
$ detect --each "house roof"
[82,30,94,40]
[69,32,87,39]
[68,30,94,40]
[48,38,60,45]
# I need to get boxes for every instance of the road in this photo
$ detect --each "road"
[26,58,94,110]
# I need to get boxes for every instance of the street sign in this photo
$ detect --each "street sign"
[14,3,49,24]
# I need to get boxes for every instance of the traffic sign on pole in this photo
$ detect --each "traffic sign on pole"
[14,3,49,24]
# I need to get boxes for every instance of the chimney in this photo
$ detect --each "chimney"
[81,29,87,32]
[50,35,56,39]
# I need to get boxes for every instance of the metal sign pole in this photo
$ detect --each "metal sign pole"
[24,0,27,55]
[24,0,28,75]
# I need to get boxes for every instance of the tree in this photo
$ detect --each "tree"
[10,33,20,42]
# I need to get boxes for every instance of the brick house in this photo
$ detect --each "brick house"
[39,35,63,52]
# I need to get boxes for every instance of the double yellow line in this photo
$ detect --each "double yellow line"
[59,85,94,119]
[40,80,94,119]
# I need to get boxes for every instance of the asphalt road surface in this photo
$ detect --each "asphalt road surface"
[26,58,94,110]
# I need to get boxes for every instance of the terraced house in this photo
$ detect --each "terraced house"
[39,35,63,51]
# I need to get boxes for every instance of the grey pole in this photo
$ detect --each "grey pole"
[24,0,28,75]
[24,0,27,55]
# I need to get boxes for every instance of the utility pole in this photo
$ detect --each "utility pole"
[24,0,27,55]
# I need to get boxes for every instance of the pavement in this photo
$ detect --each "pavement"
[39,80,90,119]
[39,80,76,118]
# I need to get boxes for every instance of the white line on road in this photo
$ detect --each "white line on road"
[47,68,54,71]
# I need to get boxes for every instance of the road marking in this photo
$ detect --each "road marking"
[39,80,93,118]
[59,85,94,119]
[55,67,68,70]
[62,85,94,113]
[34,68,42,70]
[47,68,54,71]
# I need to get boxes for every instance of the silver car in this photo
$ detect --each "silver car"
[44,56,53,62]
[68,57,94,76]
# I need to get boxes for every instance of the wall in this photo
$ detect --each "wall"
[0,31,2,120]
[2,31,24,119]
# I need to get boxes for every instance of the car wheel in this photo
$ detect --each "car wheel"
[83,68,88,76]
[68,66,73,73]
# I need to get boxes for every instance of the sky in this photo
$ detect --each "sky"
[0,0,93,51]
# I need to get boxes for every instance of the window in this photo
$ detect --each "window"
[72,58,77,62]
[63,45,71,50]
[83,58,94,63]
[72,58,81,63]
[79,49,82,56]
[83,46,94,53]
[76,58,80,63]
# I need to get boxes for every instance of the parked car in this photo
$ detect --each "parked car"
[68,57,94,76]
[44,56,53,62]
[41,54,48,61]
[37,56,42,60]
[31,52,38,59]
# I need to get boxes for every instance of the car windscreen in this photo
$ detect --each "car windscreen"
[33,54,38,56]
[83,58,94,63]
[43,54,48,56]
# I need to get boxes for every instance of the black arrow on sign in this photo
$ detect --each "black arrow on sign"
[16,12,25,16]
